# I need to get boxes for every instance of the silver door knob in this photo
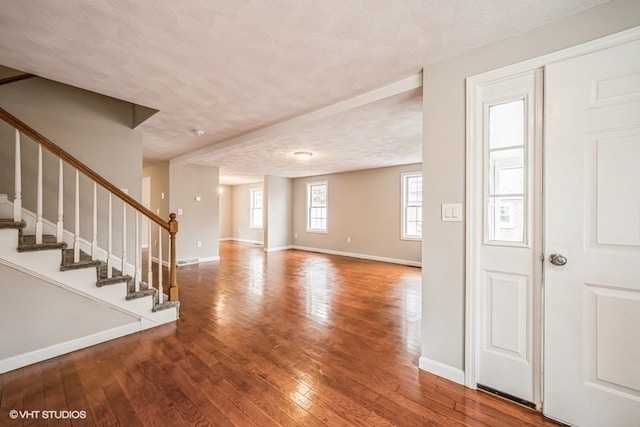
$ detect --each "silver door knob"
[549,253,567,266]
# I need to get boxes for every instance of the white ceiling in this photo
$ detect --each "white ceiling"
[0,1,608,184]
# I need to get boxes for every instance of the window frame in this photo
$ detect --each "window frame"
[483,96,529,246]
[306,181,328,233]
[249,187,263,229]
[401,172,422,241]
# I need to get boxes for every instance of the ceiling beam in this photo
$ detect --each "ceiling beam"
[170,71,423,166]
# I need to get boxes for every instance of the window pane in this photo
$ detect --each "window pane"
[489,148,524,195]
[489,100,524,149]
[402,173,422,239]
[253,190,263,208]
[311,184,326,206]
[407,176,422,204]
[487,196,524,242]
[252,208,263,228]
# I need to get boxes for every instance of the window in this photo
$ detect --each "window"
[307,181,327,232]
[402,172,422,239]
[486,99,526,243]
[250,188,263,228]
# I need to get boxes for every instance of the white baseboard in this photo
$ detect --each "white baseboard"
[230,238,263,246]
[263,245,294,253]
[219,237,233,242]
[292,245,422,267]
[419,356,465,385]
[194,256,220,263]
[151,256,170,268]
[0,322,141,374]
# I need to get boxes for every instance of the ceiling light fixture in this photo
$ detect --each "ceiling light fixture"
[294,151,313,161]
[193,129,205,136]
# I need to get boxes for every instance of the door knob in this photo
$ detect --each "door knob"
[549,253,567,266]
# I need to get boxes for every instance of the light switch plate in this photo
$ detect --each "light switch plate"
[442,203,462,222]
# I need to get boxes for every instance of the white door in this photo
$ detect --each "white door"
[470,69,542,406]
[545,38,640,426]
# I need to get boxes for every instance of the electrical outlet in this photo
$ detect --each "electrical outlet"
[197,241,202,248]
[347,237,351,243]
[294,233,298,238]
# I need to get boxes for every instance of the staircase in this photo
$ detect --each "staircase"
[0,106,180,374]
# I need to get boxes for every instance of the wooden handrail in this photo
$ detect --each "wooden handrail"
[0,106,169,231]
[0,73,35,87]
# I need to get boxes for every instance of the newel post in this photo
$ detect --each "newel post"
[168,213,179,301]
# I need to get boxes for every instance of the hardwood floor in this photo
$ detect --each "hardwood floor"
[0,241,558,426]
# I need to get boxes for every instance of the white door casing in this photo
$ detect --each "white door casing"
[467,69,543,406]
[544,38,640,427]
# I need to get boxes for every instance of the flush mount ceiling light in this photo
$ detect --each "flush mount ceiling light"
[193,129,205,136]
[294,151,313,161]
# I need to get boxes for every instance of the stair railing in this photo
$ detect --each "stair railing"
[0,106,179,303]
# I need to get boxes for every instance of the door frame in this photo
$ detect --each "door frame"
[464,25,640,409]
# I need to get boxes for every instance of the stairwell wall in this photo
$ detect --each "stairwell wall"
[0,77,143,261]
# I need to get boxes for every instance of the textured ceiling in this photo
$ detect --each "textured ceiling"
[0,0,608,184]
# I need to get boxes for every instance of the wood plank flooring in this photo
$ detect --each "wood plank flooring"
[0,241,558,426]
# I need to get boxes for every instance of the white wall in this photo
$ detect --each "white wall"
[420,0,640,376]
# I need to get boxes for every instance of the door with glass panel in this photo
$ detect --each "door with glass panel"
[471,69,542,406]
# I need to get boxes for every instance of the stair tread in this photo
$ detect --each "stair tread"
[0,219,26,229]
[153,300,180,312]
[17,234,67,252]
[11,229,179,310]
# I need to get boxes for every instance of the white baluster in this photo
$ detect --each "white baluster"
[56,159,64,242]
[158,228,163,304]
[107,193,113,279]
[147,218,153,288]
[134,211,140,292]
[121,202,127,276]
[73,170,80,263]
[35,145,43,244]
[92,182,97,260]
[14,130,22,222]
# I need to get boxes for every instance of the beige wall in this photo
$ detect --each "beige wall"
[292,164,422,264]
[169,163,220,262]
[264,175,293,250]
[421,0,640,373]
[0,77,142,260]
[142,161,170,260]
[219,184,233,240]
[231,182,264,244]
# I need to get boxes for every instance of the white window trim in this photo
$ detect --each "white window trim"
[401,172,422,241]
[306,181,328,233]
[249,187,263,229]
